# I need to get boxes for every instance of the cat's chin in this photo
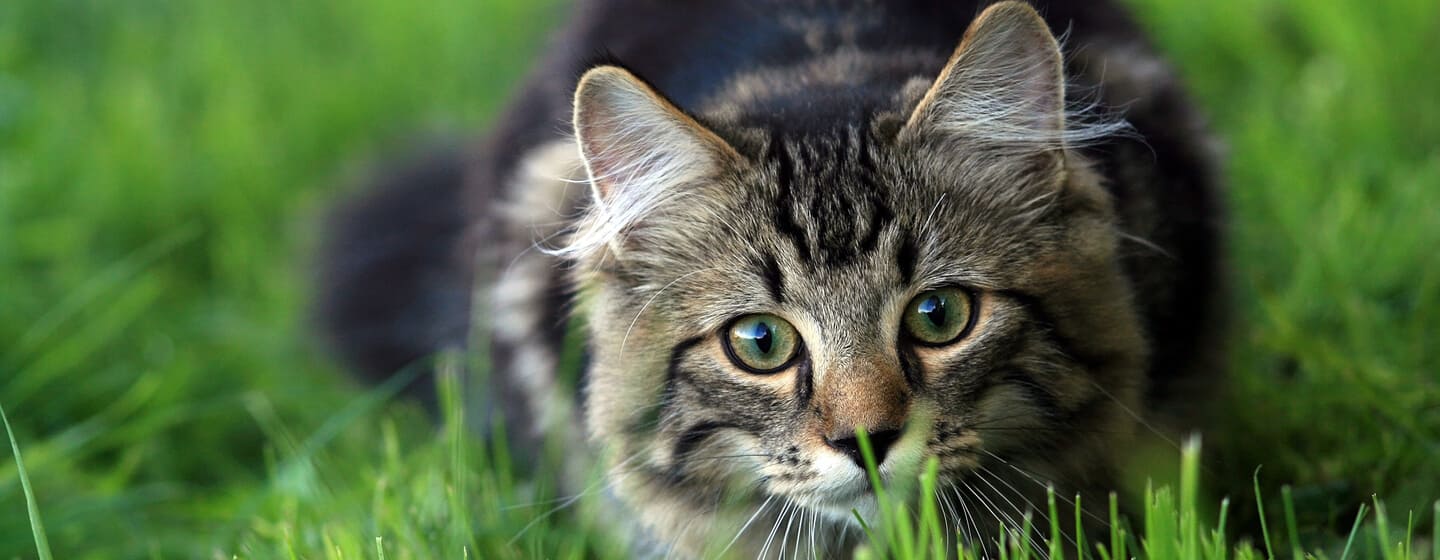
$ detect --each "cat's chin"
[760,488,878,528]
[773,473,883,524]
[809,492,881,525]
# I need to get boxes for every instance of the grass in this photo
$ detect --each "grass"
[1,404,52,560]
[0,0,1437,557]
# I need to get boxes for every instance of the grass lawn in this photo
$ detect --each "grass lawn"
[1,0,1437,557]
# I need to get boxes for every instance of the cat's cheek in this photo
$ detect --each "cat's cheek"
[970,383,1048,451]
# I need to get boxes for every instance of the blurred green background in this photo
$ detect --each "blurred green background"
[1,0,1437,557]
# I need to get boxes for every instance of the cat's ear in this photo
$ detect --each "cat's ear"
[899,1,1065,147]
[572,66,739,202]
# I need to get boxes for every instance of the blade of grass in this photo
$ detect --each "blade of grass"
[1403,509,1414,560]
[1048,485,1062,560]
[1183,438,1202,560]
[856,427,913,559]
[1254,467,1276,560]
[918,457,945,560]
[1282,485,1302,559]
[1373,496,1395,560]
[1213,497,1231,560]
[1110,491,1122,560]
[1145,479,1156,558]
[438,353,471,552]
[852,510,877,545]
[1340,503,1368,560]
[1,403,54,560]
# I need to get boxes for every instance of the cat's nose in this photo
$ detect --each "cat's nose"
[825,427,903,469]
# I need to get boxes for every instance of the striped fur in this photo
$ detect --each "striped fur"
[318,1,1224,557]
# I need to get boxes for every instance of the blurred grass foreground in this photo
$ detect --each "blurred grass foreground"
[1,0,1438,557]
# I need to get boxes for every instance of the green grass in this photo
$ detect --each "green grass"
[2,404,52,560]
[1,0,1437,557]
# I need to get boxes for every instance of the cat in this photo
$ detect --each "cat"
[317,0,1225,557]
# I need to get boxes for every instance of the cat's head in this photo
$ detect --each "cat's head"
[563,0,1145,535]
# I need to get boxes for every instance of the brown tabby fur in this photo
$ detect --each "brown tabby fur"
[318,1,1224,557]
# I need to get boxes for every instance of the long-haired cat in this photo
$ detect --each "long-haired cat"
[318,0,1224,556]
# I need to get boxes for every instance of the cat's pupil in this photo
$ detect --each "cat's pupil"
[752,323,774,354]
[919,296,946,328]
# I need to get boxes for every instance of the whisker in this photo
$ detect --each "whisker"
[967,427,1129,435]
[780,499,799,560]
[759,498,792,560]
[502,441,652,512]
[964,409,1052,428]
[618,268,717,365]
[978,462,1096,535]
[807,507,818,560]
[976,466,1076,558]
[1116,229,1176,259]
[505,449,649,543]
[979,449,1108,526]
[961,479,1023,558]
[986,483,1051,560]
[950,484,984,555]
[720,494,776,557]
[1085,378,1181,451]
[684,453,776,461]
[921,193,949,233]
[932,489,950,554]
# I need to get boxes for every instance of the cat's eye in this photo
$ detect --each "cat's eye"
[902,287,976,346]
[723,314,801,373]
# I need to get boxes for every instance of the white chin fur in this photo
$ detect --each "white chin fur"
[778,452,884,525]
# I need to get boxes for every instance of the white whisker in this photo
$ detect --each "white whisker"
[951,484,984,555]
[721,494,776,557]
[1086,379,1180,450]
[780,500,799,560]
[618,268,717,364]
[979,449,1107,526]
[505,446,655,544]
[759,499,793,560]
[961,480,1009,547]
[807,507,818,560]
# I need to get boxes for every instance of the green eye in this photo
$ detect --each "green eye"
[903,287,976,345]
[724,314,801,373]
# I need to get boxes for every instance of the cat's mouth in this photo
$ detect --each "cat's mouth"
[772,466,887,522]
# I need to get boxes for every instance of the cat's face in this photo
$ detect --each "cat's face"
[565,1,1146,548]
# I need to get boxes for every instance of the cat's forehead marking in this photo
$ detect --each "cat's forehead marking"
[756,251,784,304]
[764,123,896,269]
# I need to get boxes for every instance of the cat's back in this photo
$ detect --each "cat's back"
[493,0,1149,132]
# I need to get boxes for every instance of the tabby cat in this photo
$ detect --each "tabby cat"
[318,0,1224,557]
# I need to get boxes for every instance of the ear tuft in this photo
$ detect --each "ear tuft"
[572,66,737,201]
[900,1,1068,147]
[558,66,737,260]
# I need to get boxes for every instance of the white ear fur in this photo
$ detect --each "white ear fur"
[573,66,736,200]
[900,2,1079,148]
[558,66,737,259]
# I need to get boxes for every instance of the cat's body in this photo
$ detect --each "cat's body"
[319,1,1223,556]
